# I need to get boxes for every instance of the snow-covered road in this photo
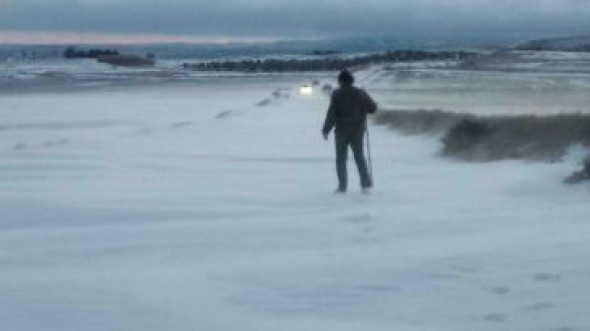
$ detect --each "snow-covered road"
[1,70,589,331]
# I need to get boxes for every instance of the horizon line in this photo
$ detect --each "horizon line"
[0,31,287,46]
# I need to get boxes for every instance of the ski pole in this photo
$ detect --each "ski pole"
[366,121,373,183]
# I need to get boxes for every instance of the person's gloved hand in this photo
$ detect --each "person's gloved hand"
[322,131,329,140]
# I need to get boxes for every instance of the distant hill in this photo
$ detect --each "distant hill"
[517,36,590,52]
[183,50,476,72]
[0,35,491,61]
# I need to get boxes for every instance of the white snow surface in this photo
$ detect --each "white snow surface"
[1,67,590,331]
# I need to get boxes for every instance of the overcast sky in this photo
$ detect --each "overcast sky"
[1,0,590,43]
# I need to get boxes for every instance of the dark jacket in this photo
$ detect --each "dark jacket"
[322,85,377,135]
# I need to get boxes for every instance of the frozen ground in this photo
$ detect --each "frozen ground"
[371,52,590,115]
[1,59,590,331]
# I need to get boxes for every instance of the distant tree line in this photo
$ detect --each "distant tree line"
[64,47,120,59]
[182,50,476,72]
[309,50,341,56]
[517,42,590,52]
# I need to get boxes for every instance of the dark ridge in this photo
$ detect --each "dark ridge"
[374,109,590,162]
[309,50,341,56]
[64,47,120,59]
[516,36,590,52]
[182,50,476,72]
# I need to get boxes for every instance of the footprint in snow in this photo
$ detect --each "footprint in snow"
[13,143,27,151]
[271,88,292,99]
[170,121,195,130]
[534,273,561,282]
[256,98,272,107]
[520,302,557,312]
[216,110,235,119]
[42,139,69,147]
[482,313,507,323]
[487,286,511,295]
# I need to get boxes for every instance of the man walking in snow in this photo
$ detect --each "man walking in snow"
[322,69,377,193]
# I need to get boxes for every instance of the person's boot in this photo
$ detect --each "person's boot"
[361,182,372,194]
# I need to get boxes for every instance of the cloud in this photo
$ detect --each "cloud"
[1,0,590,39]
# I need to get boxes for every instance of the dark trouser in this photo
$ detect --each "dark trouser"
[335,129,372,191]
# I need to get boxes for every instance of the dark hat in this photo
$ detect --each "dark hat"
[338,69,354,85]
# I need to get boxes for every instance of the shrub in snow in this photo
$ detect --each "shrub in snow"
[442,119,492,158]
